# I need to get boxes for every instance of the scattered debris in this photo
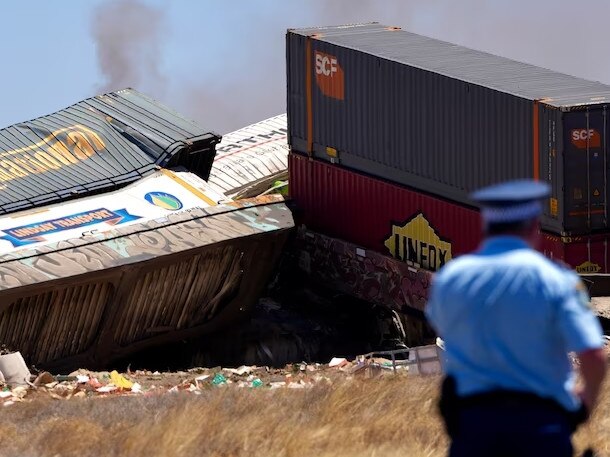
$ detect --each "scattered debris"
[328,357,348,368]
[33,372,55,387]
[0,344,445,407]
[223,366,254,376]
[212,373,228,386]
[110,370,134,389]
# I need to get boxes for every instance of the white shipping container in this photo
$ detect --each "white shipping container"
[0,170,228,254]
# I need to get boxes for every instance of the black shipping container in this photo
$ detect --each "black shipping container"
[286,23,610,235]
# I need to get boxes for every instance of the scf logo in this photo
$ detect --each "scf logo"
[571,129,601,149]
[314,51,344,100]
[315,53,338,76]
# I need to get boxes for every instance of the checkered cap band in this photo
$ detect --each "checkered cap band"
[481,201,542,223]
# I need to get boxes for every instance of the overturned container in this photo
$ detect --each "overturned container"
[0,170,293,371]
[207,114,289,199]
[0,88,220,214]
[0,91,294,371]
[287,23,610,236]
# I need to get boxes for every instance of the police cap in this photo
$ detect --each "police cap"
[470,179,551,224]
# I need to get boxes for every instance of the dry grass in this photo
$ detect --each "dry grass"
[0,375,608,457]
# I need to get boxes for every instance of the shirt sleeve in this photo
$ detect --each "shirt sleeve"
[556,275,605,353]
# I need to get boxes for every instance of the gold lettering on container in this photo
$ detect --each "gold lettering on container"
[384,213,452,272]
[0,125,107,182]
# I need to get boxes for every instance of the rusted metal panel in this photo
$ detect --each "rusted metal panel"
[0,282,112,366]
[114,245,243,345]
[293,228,610,322]
[293,227,432,313]
[0,88,220,215]
[0,195,293,369]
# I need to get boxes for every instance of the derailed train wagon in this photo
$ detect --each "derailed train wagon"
[0,90,294,370]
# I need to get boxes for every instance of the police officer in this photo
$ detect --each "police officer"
[426,179,607,457]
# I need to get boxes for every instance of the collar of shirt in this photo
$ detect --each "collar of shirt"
[478,235,530,255]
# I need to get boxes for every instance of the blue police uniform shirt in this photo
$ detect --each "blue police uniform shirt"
[426,235,605,412]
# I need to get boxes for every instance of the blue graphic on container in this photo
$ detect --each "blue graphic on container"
[144,192,183,211]
[0,208,141,247]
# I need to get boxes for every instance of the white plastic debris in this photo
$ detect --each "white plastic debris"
[96,385,117,393]
[328,357,348,368]
[223,366,253,376]
[0,352,31,386]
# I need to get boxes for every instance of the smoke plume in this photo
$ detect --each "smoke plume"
[92,0,167,96]
[90,0,610,135]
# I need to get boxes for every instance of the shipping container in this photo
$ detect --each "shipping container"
[0,194,293,369]
[289,153,610,273]
[286,23,610,236]
[542,233,610,275]
[208,114,288,198]
[0,169,227,255]
[0,88,220,215]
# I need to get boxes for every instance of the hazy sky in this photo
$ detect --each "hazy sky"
[2,0,610,134]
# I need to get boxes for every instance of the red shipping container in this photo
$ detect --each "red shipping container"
[542,233,609,274]
[289,153,610,274]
